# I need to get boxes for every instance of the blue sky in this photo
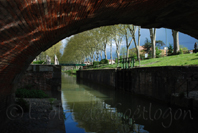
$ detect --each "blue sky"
[61,28,198,60]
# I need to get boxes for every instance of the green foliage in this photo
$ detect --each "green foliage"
[142,38,152,53]
[64,69,77,75]
[156,47,162,58]
[49,98,56,104]
[180,45,188,54]
[178,48,183,54]
[168,43,173,56]
[16,88,49,98]
[120,47,127,58]
[93,61,100,67]
[100,59,109,64]
[49,98,56,110]
[32,60,45,64]
[129,48,137,58]
[140,54,145,60]
[16,98,29,112]
[115,58,118,63]
[156,40,165,49]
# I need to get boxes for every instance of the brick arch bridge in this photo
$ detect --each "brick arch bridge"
[0,0,198,104]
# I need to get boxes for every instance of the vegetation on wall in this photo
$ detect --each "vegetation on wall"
[16,88,49,98]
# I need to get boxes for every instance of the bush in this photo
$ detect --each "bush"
[32,60,45,64]
[140,54,145,60]
[115,58,118,64]
[16,88,49,98]
[93,61,100,67]
[156,47,162,58]
[178,48,183,54]
[168,44,173,56]
[100,59,109,64]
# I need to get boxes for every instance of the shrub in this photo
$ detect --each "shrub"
[156,47,162,58]
[99,59,109,64]
[140,54,145,60]
[16,88,49,98]
[93,61,100,67]
[168,44,173,56]
[115,58,118,64]
[32,60,45,64]
[178,48,183,54]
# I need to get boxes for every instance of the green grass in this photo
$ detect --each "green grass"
[137,53,198,67]
[63,53,198,73]
[63,69,78,75]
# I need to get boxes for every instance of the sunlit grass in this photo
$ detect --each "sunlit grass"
[63,53,198,74]
[136,53,198,67]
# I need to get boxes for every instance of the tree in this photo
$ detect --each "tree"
[120,47,127,58]
[172,30,180,54]
[128,25,141,66]
[156,40,165,49]
[112,25,123,66]
[149,28,156,58]
[118,25,134,59]
[142,38,152,53]
[37,41,63,63]
[100,26,114,59]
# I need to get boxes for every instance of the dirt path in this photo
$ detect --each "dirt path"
[140,61,160,66]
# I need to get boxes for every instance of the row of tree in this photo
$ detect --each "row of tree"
[35,24,180,65]
[35,41,63,64]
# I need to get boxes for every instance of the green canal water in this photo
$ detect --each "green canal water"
[61,73,198,133]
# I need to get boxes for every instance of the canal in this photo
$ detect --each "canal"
[61,73,198,133]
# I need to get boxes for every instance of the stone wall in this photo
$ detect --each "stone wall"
[77,66,198,103]
[77,69,116,88]
[17,65,61,92]
[0,65,61,128]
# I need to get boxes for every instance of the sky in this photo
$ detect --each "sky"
[61,28,198,60]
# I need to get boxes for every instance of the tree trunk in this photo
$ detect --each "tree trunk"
[110,40,112,65]
[138,26,141,67]
[125,35,129,59]
[126,46,129,59]
[104,44,107,59]
[116,50,120,67]
[100,50,103,60]
[149,28,156,58]
[132,27,141,66]
[172,30,180,54]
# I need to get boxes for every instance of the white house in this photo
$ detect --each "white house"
[84,61,91,65]
[108,59,115,64]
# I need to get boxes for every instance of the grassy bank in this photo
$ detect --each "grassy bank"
[62,53,198,73]
[63,69,78,75]
[138,53,198,67]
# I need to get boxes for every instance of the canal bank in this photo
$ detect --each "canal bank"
[76,66,198,110]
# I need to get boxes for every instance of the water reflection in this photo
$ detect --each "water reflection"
[61,73,198,133]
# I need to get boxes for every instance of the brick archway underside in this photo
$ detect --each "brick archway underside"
[0,0,198,99]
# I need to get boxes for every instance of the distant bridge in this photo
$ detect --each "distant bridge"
[58,64,86,66]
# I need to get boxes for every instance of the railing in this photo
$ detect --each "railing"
[58,63,86,66]
[118,57,135,69]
